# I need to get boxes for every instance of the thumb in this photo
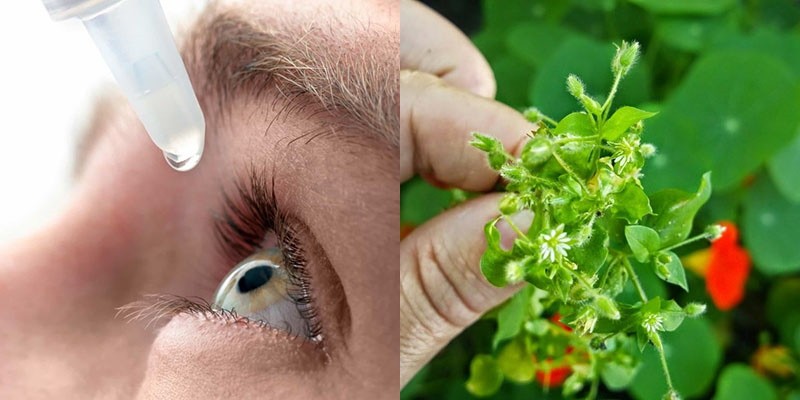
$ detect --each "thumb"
[400,194,532,387]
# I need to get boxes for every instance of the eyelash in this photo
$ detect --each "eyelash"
[211,169,323,341]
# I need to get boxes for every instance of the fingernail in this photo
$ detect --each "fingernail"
[496,209,534,251]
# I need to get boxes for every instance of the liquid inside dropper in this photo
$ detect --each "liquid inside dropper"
[131,81,206,172]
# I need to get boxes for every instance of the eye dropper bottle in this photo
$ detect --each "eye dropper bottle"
[40,0,206,171]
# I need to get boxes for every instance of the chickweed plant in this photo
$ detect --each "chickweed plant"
[468,41,723,400]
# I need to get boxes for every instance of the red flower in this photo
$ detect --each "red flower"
[533,314,573,387]
[549,313,573,332]
[705,221,751,311]
[535,362,571,387]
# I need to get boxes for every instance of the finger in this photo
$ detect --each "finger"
[400,0,495,98]
[400,194,532,387]
[400,70,535,189]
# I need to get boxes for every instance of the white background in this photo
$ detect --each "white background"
[0,1,202,244]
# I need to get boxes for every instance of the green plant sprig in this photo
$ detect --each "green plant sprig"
[467,41,722,400]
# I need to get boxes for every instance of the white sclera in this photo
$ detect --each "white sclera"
[213,250,314,339]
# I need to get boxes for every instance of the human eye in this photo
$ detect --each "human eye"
[207,170,324,343]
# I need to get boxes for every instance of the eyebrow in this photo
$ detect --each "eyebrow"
[184,4,399,149]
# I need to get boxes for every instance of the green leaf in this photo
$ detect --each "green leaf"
[766,279,800,349]
[490,55,535,108]
[465,355,504,397]
[655,251,689,291]
[627,0,736,15]
[644,172,711,247]
[569,227,609,276]
[530,36,651,120]
[497,339,535,383]
[768,131,800,203]
[600,106,657,140]
[743,176,800,274]
[553,112,595,137]
[657,16,737,53]
[611,183,653,223]
[601,362,638,391]
[482,0,535,34]
[713,364,778,400]
[630,318,722,400]
[660,300,686,331]
[480,218,514,287]
[625,225,661,263]
[493,289,529,348]
[400,177,452,225]
[642,51,800,192]
[711,30,800,80]
[506,22,577,68]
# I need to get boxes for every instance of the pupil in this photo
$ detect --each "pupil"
[237,265,274,293]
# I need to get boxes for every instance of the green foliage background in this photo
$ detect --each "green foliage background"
[401,0,800,399]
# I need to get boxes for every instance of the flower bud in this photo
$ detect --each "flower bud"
[505,260,526,285]
[562,373,584,396]
[499,194,521,215]
[567,74,585,98]
[605,261,628,296]
[613,41,640,76]
[523,107,543,123]
[662,389,682,400]
[684,302,707,317]
[654,252,672,280]
[580,95,603,115]
[640,143,657,158]
[705,224,727,242]
[595,295,621,320]
[521,137,552,169]
[590,336,607,350]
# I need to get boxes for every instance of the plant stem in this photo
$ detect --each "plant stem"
[541,115,558,127]
[587,376,599,400]
[551,150,589,192]
[622,257,648,302]
[661,232,710,252]
[503,215,530,239]
[601,72,623,121]
[656,337,675,391]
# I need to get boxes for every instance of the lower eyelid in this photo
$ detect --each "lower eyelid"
[119,294,328,351]
[146,312,329,378]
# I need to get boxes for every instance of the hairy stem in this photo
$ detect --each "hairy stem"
[622,257,648,302]
[503,215,530,239]
[601,71,623,121]
[661,232,712,252]
[657,338,675,391]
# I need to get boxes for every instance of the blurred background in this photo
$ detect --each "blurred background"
[0,1,201,244]
[402,0,800,399]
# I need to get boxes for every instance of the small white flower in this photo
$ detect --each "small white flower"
[642,313,664,334]
[575,309,598,335]
[612,135,640,169]
[539,224,572,263]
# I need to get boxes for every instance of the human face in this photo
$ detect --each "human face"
[0,0,398,398]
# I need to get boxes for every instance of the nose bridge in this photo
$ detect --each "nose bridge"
[0,195,141,307]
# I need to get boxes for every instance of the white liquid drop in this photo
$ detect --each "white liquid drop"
[164,151,201,172]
